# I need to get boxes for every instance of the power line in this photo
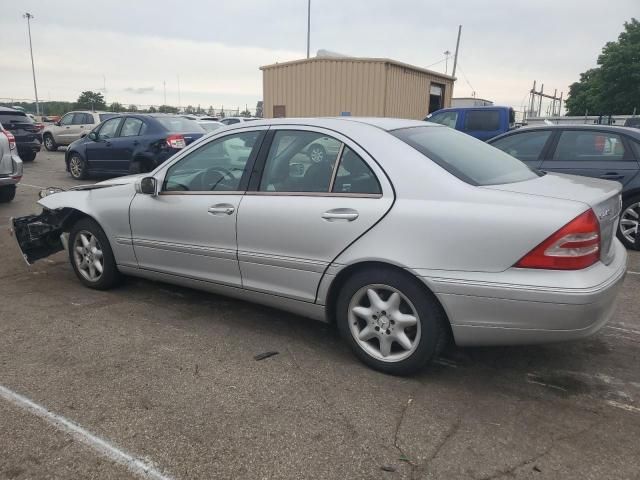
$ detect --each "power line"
[455,62,476,96]
[424,57,447,69]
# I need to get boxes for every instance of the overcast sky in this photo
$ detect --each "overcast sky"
[0,0,637,113]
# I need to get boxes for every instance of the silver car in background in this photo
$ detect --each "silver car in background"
[0,123,23,203]
[12,118,627,374]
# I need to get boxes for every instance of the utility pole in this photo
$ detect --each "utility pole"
[451,25,462,79]
[163,80,167,105]
[306,0,311,59]
[177,75,181,111]
[23,13,40,116]
[443,50,451,75]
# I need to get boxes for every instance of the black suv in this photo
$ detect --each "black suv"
[65,114,205,179]
[0,107,42,161]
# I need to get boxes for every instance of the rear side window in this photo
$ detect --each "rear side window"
[392,126,540,186]
[464,110,500,131]
[490,130,552,162]
[553,131,627,161]
[332,147,381,195]
[120,118,144,137]
[0,111,30,124]
[156,117,204,133]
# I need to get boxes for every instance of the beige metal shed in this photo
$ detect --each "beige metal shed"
[260,57,454,120]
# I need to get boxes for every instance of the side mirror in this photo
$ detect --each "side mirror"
[54,121,61,126]
[88,132,98,141]
[137,177,158,196]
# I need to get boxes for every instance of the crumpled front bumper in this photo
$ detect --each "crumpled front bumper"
[11,209,72,265]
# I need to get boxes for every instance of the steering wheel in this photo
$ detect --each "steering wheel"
[198,167,236,191]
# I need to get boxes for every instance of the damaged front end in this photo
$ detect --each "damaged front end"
[11,209,74,265]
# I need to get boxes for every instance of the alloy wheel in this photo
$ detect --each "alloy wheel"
[69,156,83,179]
[619,202,639,245]
[73,231,104,282]
[348,284,421,362]
[44,136,54,150]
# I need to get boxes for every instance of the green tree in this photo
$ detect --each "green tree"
[75,91,106,111]
[184,105,195,114]
[128,104,138,112]
[148,106,157,113]
[158,104,178,113]
[566,18,640,115]
[110,102,123,112]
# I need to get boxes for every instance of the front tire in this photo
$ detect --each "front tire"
[618,195,640,250]
[0,185,16,203]
[43,134,58,151]
[336,267,449,375]
[68,153,88,180]
[68,218,121,290]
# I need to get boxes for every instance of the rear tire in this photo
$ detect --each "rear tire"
[43,134,57,151]
[336,267,449,375]
[68,153,88,180]
[68,218,121,290]
[618,195,640,250]
[21,150,37,162]
[0,185,16,203]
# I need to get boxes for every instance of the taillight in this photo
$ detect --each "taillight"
[3,130,16,150]
[515,209,601,270]
[34,123,44,132]
[166,134,186,149]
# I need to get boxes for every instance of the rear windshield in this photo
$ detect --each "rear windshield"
[391,126,540,186]
[156,117,205,133]
[99,113,118,121]
[0,111,32,124]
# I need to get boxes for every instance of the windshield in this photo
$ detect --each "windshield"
[156,117,205,133]
[391,126,540,186]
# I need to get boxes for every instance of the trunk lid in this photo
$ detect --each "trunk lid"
[484,172,622,265]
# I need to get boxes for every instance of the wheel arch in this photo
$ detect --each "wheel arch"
[322,260,453,339]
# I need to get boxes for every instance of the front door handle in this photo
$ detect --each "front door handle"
[208,204,235,215]
[322,208,359,222]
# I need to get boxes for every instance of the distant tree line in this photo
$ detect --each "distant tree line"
[1,90,263,117]
[565,18,639,116]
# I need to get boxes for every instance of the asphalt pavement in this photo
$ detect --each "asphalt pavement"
[1,150,639,480]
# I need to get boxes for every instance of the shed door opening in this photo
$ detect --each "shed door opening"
[429,84,445,113]
[273,105,286,118]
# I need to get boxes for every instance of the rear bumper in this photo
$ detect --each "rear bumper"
[416,240,628,346]
[0,154,23,186]
[17,139,42,154]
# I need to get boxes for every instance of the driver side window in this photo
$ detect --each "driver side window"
[60,113,74,126]
[163,131,262,192]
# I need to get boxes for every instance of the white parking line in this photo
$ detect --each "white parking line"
[0,384,173,480]
[628,271,640,276]
[607,400,640,414]
[19,183,47,190]
[607,325,640,336]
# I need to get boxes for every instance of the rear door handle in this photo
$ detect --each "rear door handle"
[322,208,359,222]
[208,204,235,215]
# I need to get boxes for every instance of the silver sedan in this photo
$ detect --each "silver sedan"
[12,118,627,375]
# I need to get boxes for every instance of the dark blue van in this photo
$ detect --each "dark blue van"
[425,106,516,141]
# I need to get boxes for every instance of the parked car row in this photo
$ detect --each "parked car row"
[43,111,118,151]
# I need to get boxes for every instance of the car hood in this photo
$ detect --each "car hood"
[95,173,146,186]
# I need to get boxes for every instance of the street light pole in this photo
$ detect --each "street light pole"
[23,12,40,116]
[306,0,311,59]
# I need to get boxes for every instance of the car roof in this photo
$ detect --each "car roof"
[489,124,640,141]
[218,117,437,132]
[0,106,26,113]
